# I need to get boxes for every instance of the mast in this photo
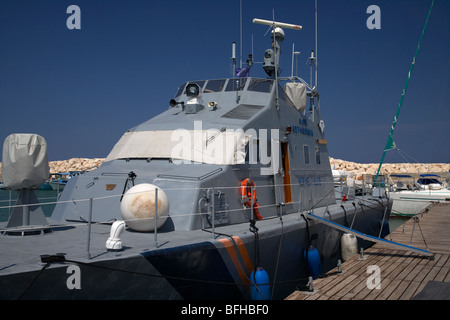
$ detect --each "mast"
[231,41,237,78]
[291,43,295,79]
[240,0,243,68]
[253,19,302,80]
[374,0,435,184]
[315,0,318,88]
[253,17,302,110]
[308,50,316,88]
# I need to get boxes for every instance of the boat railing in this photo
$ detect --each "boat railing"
[0,179,388,225]
[0,179,389,259]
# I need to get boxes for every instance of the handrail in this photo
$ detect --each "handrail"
[0,179,388,216]
[0,180,388,230]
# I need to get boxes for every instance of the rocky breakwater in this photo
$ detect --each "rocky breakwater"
[47,158,105,174]
[0,157,449,181]
[0,158,105,180]
[329,157,450,180]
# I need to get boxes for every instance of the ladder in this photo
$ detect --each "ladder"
[306,212,434,258]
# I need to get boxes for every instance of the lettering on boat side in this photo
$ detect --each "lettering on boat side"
[366,5,381,30]
[297,175,322,186]
[66,265,81,290]
[292,118,313,137]
[66,5,81,30]
[366,265,381,290]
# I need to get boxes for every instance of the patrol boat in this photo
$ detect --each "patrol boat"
[0,18,392,300]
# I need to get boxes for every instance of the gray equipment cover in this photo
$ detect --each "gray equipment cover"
[284,82,307,112]
[1,134,49,190]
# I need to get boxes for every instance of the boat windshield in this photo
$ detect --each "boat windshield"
[174,77,273,97]
[225,78,248,91]
[247,78,274,92]
[417,178,441,185]
[204,79,227,93]
[174,83,186,98]
[106,129,248,165]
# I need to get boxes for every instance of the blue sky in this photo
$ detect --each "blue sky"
[0,0,449,164]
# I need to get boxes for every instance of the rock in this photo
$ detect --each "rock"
[1,157,449,181]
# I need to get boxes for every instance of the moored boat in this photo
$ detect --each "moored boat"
[388,174,450,216]
[0,17,392,300]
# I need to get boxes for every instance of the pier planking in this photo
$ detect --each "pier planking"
[286,203,450,300]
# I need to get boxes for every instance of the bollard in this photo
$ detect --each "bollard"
[211,188,215,239]
[359,247,366,260]
[154,188,158,248]
[308,276,314,292]
[86,198,93,259]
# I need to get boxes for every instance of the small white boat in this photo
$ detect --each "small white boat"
[389,174,450,216]
[332,169,373,200]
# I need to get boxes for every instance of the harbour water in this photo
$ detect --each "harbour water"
[389,215,411,232]
[0,189,58,222]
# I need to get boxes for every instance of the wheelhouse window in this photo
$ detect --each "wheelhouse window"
[315,146,321,164]
[176,81,206,97]
[304,145,310,164]
[225,77,248,91]
[204,79,227,93]
[174,83,186,98]
[247,78,273,93]
[189,81,206,91]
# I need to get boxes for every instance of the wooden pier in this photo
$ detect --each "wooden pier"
[286,203,450,300]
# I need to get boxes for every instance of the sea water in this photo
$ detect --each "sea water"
[0,189,58,222]
[389,215,411,232]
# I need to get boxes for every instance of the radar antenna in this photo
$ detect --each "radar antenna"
[253,17,302,109]
[252,18,302,30]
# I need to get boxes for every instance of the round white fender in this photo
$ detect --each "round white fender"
[120,183,170,232]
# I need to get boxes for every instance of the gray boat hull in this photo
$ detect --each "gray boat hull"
[0,199,390,300]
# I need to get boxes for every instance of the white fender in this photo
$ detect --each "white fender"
[120,183,170,232]
[341,233,358,262]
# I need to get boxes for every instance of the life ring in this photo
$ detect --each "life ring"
[240,178,262,220]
